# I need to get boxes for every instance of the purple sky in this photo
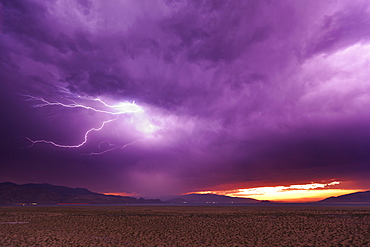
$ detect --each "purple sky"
[1,0,370,197]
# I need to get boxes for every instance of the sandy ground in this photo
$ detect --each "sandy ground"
[0,205,369,246]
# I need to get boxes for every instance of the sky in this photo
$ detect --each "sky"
[1,0,370,202]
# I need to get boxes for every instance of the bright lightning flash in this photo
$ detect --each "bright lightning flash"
[23,93,162,155]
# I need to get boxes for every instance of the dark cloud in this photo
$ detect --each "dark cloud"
[309,2,370,56]
[1,0,370,196]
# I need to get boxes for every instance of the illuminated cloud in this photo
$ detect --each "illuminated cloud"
[22,92,165,155]
[102,192,139,198]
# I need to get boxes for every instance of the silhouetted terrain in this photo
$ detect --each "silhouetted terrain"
[0,182,269,205]
[165,193,262,204]
[319,190,370,203]
[0,182,160,205]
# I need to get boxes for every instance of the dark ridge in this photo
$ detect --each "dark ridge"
[319,190,370,203]
[164,193,265,204]
[0,182,162,205]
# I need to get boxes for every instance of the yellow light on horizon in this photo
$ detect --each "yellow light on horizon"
[230,189,359,202]
[190,181,362,202]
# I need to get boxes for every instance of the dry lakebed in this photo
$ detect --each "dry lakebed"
[0,205,370,246]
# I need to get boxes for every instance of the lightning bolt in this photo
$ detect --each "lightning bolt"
[22,92,161,155]
[81,139,144,157]
[23,94,142,115]
[24,117,119,148]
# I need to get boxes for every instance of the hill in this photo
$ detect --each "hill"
[319,190,370,203]
[0,182,161,205]
[164,193,263,204]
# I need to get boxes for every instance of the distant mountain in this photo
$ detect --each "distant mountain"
[164,193,263,204]
[0,182,161,205]
[319,190,370,203]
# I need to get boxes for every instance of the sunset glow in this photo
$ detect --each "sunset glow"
[102,192,139,197]
[192,182,361,202]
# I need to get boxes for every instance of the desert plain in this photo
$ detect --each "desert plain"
[0,205,370,246]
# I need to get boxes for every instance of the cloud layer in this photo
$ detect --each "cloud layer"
[1,0,370,196]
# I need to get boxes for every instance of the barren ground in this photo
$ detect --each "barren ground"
[0,205,369,246]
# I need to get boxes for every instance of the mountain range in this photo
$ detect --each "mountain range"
[318,190,370,204]
[165,194,261,204]
[0,182,263,205]
[1,182,369,205]
[0,182,160,205]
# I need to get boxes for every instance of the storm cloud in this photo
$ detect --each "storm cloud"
[1,0,370,196]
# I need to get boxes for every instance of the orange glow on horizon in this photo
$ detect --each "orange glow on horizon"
[190,181,362,202]
[102,192,138,197]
